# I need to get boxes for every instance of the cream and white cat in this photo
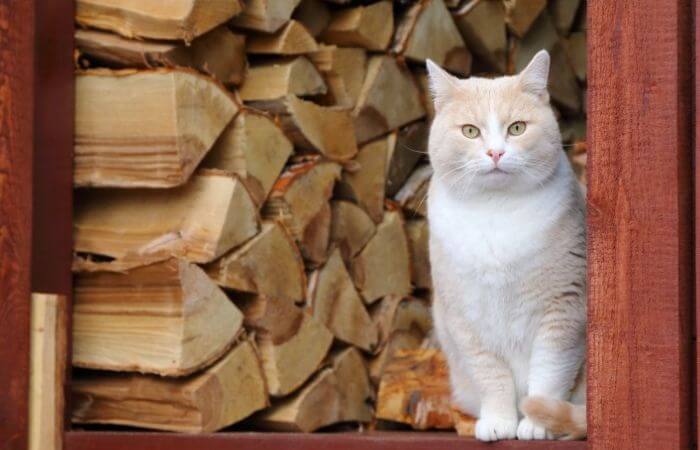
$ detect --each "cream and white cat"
[426,51,586,441]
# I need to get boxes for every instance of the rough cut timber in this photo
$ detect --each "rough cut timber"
[351,210,412,304]
[549,0,582,35]
[263,159,341,242]
[293,0,331,38]
[231,0,301,33]
[256,347,373,432]
[353,56,426,143]
[369,296,432,383]
[299,202,332,266]
[376,348,476,435]
[393,0,471,76]
[74,171,259,267]
[246,20,319,55]
[73,260,243,376]
[309,45,367,107]
[239,57,326,102]
[330,200,377,265]
[453,0,507,73]
[335,135,390,223]
[395,164,432,218]
[306,249,379,352]
[206,222,306,303]
[76,0,243,41]
[503,0,547,37]
[71,338,268,433]
[278,96,358,162]
[237,296,334,394]
[75,69,238,188]
[386,122,428,197]
[321,1,394,51]
[405,219,431,290]
[75,27,247,85]
[202,110,293,206]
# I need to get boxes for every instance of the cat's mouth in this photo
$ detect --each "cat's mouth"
[484,167,510,175]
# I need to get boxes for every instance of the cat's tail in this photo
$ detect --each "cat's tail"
[520,396,586,440]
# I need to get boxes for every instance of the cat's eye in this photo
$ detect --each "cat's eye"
[461,124,480,139]
[508,121,526,136]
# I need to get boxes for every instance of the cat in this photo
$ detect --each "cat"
[425,50,586,441]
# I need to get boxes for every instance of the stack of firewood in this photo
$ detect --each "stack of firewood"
[70,0,586,434]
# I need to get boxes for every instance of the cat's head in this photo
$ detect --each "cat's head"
[426,50,562,195]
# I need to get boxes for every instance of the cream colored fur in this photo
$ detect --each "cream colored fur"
[426,51,586,441]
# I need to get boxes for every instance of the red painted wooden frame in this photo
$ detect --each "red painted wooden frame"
[0,0,695,449]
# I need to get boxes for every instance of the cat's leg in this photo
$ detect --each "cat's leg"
[518,298,586,440]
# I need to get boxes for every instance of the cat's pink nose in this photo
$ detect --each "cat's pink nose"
[486,149,505,164]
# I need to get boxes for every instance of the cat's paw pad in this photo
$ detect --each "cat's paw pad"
[517,417,553,440]
[475,416,518,441]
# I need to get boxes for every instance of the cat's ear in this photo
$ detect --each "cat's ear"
[426,59,460,111]
[519,50,550,99]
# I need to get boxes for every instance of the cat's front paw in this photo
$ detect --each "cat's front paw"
[475,416,518,441]
[517,417,553,440]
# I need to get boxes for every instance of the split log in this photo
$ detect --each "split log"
[353,56,426,143]
[351,210,412,304]
[73,259,244,376]
[336,136,390,223]
[206,222,306,303]
[256,347,373,432]
[453,0,507,73]
[394,164,432,218]
[376,348,476,435]
[329,200,377,266]
[74,171,259,266]
[75,27,247,85]
[247,20,319,55]
[263,159,341,243]
[549,41,581,114]
[369,296,432,383]
[405,219,431,290]
[72,338,268,433]
[252,306,334,396]
[293,0,331,38]
[299,202,332,266]
[239,57,326,102]
[309,45,367,107]
[393,0,471,76]
[307,249,379,351]
[202,109,293,206]
[321,1,394,51]
[503,0,547,38]
[386,122,428,197]
[413,69,435,120]
[512,10,558,72]
[231,0,301,33]
[76,0,243,41]
[278,96,358,162]
[560,117,586,145]
[564,32,586,82]
[75,69,238,188]
[549,0,582,35]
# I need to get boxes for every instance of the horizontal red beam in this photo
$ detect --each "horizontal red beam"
[65,431,586,450]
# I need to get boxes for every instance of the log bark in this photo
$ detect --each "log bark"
[75,69,238,188]
[240,57,326,103]
[351,210,412,304]
[453,0,507,73]
[503,0,547,37]
[393,0,471,76]
[386,121,428,197]
[74,171,259,266]
[405,219,431,290]
[329,200,377,266]
[321,1,394,51]
[71,338,269,433]
[353,56,426,143]
[231,0,302,33]
[247,20,319,55]
[202,109,293,206]
[394,164,432,218]
[307,248,379,351]
[256,347,373,432]
[206,222,306,303]
[73,259,244,376]
[76,27,247,85]
[76,0,244,41]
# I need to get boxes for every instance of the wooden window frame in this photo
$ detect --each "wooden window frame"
[0,1,694,449]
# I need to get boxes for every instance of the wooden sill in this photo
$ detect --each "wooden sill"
[65,431,587,450]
